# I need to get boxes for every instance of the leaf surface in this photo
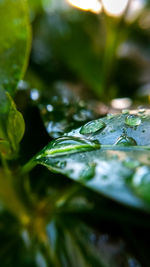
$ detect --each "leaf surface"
[32,111,150,210]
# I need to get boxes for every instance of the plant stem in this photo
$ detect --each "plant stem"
[96,3,131,99]
[1,154,10,177]
[21,158,37,176]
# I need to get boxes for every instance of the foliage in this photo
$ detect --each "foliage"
[1,0,150,266]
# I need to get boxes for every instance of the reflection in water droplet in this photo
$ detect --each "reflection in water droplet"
[115,135,137,146]
[80,119,106,134]
[125,115,141,127]
[80,163,96,181]
[30,89,40,101]
[122,109,129,114]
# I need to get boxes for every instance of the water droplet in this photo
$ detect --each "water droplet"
[110,129,115,133]
[138,107,145,114]
[122,109,129,114]
[38,137,100,158]
[55,161,66,169]
[80,119,106,134]
[107,113,114,119]
[80,163,96,181]
[73,109,92,122]
[125,115,141,127]
[115,135,137,146]
[46,104,53,112]
[30,89,40,101]
[18,80,29,91]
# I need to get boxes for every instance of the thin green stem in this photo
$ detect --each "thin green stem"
[21,158,37,176]
[1,154,10,177]
[96,2,131,99]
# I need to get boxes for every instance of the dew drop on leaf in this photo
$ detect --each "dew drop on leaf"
[55,161,66,169]
[115,135,137,146]
[138,108,145,114]
[125,115,141,127]
[122,109,129,114]
[107,113,114,119]
[80,119,106,134]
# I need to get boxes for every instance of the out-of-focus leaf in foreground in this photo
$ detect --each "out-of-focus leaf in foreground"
[0,0,31,95]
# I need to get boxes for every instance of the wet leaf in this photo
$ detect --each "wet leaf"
[33,111,150,210]
[28,80,97,138]
[0,0,31,95]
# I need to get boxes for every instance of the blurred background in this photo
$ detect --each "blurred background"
[17,0,150,141]
[27,0,150,103]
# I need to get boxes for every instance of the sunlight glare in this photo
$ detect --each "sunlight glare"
[67,0,102,14]
[102,0,129,17]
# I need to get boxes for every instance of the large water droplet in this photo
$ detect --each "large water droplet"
[46,104,54,112]
[80,119,106,134]
[115,135,137,146]
[125,115,141,127]
[37,137,100,159]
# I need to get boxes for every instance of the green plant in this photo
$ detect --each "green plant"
[2,0,150,266]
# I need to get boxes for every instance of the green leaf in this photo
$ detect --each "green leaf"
[0,94,25,158]
[7,97,25,152]
[33,110,150,211]
[0,0,31,95]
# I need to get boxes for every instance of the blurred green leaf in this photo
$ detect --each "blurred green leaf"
[0,0,31,95]
[0,94,25,158]
[7,96,25,152]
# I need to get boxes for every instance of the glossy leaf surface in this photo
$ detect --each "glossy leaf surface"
[34,111,150,210]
